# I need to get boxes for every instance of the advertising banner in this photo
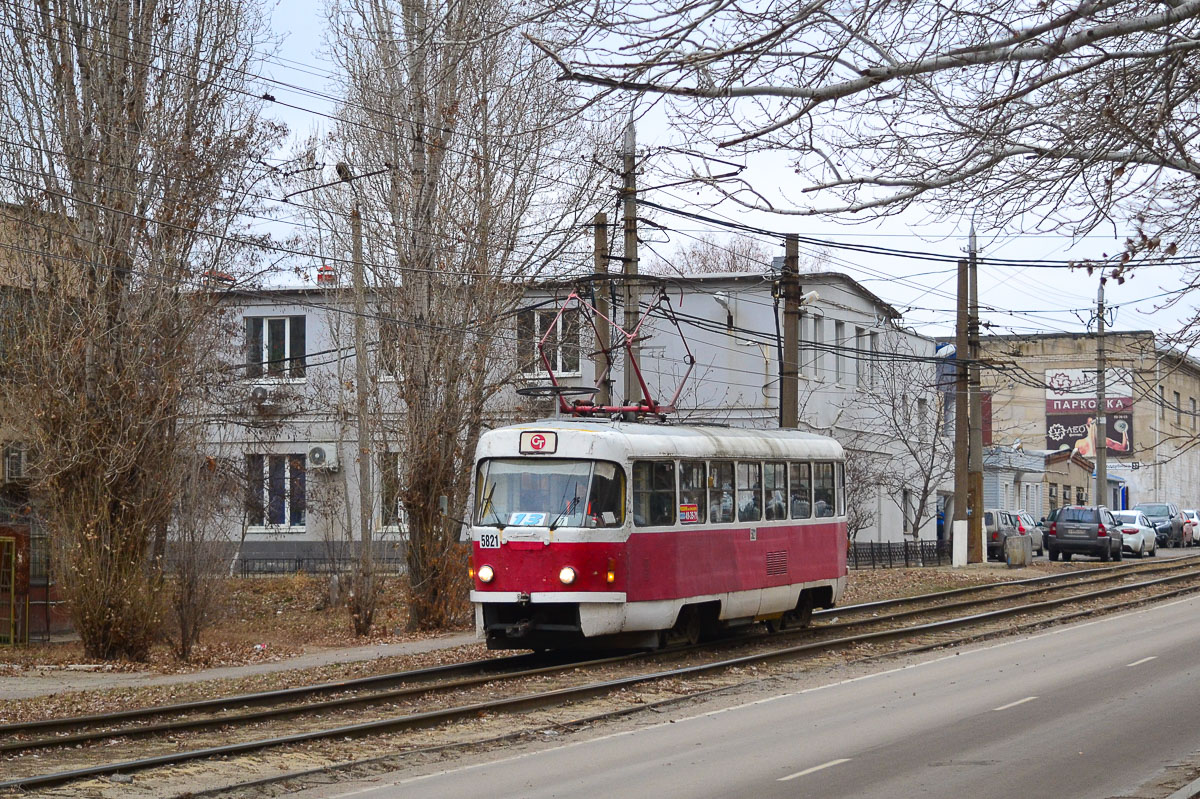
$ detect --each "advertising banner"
[1045,412,1134,457]
[1045,368,1133,413]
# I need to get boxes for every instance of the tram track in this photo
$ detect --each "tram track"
[5,556,1200,795]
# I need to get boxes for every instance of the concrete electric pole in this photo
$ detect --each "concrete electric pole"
[621,119,640,408]
[967,222,984,563]
[1095,279,1107,506]
[781,234,800,428]
[593,212,612,407]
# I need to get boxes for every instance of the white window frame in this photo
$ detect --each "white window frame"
[834,321,846,384]
[246,315,306,383]
[378,451,410,538]
[518,307,581,377]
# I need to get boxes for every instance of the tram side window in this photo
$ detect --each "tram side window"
[709,461,735,523]
[790,462,812,519]
[737,461,762,522]
[678,460,707,524]
[764,462,787,520]
[837,462,846,516]
[814,462,836,517]
[633,461,676,527]
[587,461,626,527]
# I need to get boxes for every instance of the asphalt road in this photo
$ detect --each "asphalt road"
[299,592,1200,799]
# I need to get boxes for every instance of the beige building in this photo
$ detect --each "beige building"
[978,331,1200,509]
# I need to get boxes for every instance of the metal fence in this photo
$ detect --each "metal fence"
[237,557,408,577]
[849,540,952,569]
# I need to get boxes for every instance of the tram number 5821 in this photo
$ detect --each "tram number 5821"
[479,532,501,549]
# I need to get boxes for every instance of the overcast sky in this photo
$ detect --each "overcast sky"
[263,0,1194,345]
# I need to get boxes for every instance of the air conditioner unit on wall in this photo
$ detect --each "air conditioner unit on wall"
[307,444,340,472]
[3,444,25,483]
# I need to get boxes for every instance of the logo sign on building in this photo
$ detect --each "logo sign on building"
[1045,368,1133,413]
[519,431,557,454]
[1045,412,1134,457]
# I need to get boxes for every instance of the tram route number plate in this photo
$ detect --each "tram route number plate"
[520,431,558,454]
[479,532,501,549]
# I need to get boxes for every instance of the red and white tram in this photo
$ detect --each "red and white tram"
[469,419,848,650]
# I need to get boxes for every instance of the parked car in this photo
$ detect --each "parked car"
[1183,509,1199,543]
[1016,510,1044,557]
[985,508,1020,560]
[1046,505,1123,562]
[1132,502,1188,547]
[1113,510,1157,558]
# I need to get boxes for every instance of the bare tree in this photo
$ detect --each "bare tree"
[538,3,1200,301]
[643,233,776,276]
[314,0,611,630]
[0,0,280,659]
[841,333,954,539]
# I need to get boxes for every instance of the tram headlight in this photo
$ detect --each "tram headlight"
[558,566,577,585]
[477,564,495,583]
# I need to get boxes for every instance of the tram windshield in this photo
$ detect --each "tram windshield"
[475,459,626,528]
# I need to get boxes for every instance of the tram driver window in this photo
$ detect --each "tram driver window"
[814,462,836,517]
[678,460,707,524]
[709,461,734,523]
[737,462,762,522]
[764,462,787,520]
[633,461,676,527]
[586,461,626,527]
[790,462,812,519]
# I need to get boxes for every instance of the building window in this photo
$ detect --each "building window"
[380,452,406,531]
[246,316,306,380]
[1159,385,1165,420]
[1076,486,1086,505]
[246,454,306,528]
[902,488,913,534]
[1175,391,1182,425]
[1192,397,1197,430]
[1049,483,1058,512]
[811,315,824,378]
[517,307,580,376]
[855,326,867,387]
[869,331,880,387]
[798,315,808,377]
[834,321,846,383]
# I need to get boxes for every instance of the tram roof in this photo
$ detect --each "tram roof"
[477,419,844,461]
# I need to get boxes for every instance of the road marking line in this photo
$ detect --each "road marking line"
[1127,656,1157,667]
[994,696,1037,711]
[779,759,851,782]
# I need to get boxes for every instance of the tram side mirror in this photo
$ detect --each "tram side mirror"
[438,495,449,516]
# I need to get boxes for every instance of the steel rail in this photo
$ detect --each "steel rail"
[6,556,1195,752]
[6,563,1200,792]
[0,651,544,737]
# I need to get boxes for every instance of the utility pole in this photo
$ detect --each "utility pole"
[621,118,640,407]
[781,234,800,428]
[954,258,970,546]
[351,203,374,590]
[967,223,984,563]
[1095,278,1107,507]
[593,212,612,406]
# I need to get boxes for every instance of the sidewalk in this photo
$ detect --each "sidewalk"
[0,632,479,701]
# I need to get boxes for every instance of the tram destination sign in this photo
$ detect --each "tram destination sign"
[519,431,558,455]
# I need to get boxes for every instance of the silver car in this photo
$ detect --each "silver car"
[1016,511,1044,557]
[1114,510,1157,558]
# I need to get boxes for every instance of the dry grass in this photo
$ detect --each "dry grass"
[2,574,462,673]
